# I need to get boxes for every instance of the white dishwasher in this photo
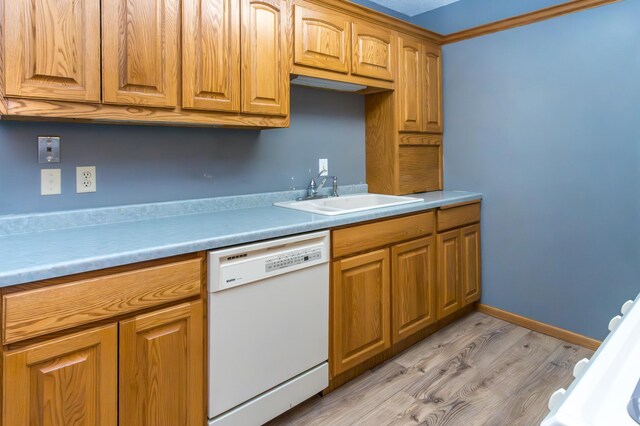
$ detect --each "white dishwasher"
[207,231,330,426]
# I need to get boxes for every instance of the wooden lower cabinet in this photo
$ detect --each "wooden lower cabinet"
[119,300,204,426]
[461,223,482,306]
[391,236,437,344]
[2,300,204,425]
[437,228,462,319]
[3,325,118,426]
[332,209,481,390]
[437,223,482,319]
[331,249,391,376]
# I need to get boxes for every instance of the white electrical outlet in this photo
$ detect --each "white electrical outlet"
[319,159,328,176]
[76,166,96,193]
[41,169,61,195]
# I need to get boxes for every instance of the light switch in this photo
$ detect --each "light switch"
[41,169,61,195]
[38,136,61,164]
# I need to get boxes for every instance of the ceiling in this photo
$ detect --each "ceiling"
[365,0,462,17]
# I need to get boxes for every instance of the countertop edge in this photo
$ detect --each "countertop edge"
[0,192,481,287]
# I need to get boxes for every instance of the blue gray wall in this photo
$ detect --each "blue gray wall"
[442,0,640,340]
[0,86,366,215]
[350,0,568,34]
[409,0,567,34]
[350,0,410,20]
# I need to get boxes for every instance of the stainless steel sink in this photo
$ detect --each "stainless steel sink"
[274,193,423,216]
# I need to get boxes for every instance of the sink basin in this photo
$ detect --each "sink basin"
[274,193,423,216]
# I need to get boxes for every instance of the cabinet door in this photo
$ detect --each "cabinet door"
[437,229,461,319]
[423,43,443,133]
[391,236,437,344]
[119,301,204,426]
[102,0,180,107]
[332,249,390,376]
[3,325,117,426]
[183,0,240,112]
[351,21,395,81]
[397,35,423,132]
[461,223,481,306]
[4,0,100,102]
[293,5,350,73]
[241,0,289,116]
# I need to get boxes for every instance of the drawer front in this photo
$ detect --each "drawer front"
[3,258,202,344]
[399,134,442,146]
[437,202,481,232]
[332,212,434,258]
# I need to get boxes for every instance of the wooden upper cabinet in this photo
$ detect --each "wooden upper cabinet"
[102,0,180,108]
[3,325,118,426]
[241,0,289,116]
[391,236,437,344]
[183,0,240,112]
[119,301,204,426]
[423,43,443,133]
[437,228,461,319]
[331,249,391,376]
[351,21,395,82]
[4,0,101,102]
[461,223,481,306]
[398,35,424,132]
[293,5,350,74]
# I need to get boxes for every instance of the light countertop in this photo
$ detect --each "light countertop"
[0,190,481,287]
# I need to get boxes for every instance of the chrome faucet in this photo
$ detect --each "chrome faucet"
[299,171,339,200]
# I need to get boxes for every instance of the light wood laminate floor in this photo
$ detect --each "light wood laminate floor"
[269,311,593,426]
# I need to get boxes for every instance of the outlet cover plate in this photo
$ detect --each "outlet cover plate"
[76,166,96,193]
[319,159,328,176]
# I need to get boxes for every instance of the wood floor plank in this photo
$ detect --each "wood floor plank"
[400,321,530,401]
[268,361,408,426]
[352,391,417,426]
[482,343,593,425]
[271,313,506,426]
[393,312,503,368]
[390,331,562,425]
[269,313,591,426]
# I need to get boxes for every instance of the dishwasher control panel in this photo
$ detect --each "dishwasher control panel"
[265,248,323,273]
[208,231,330,293]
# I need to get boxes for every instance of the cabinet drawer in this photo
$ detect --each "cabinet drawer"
[399,134,442,146]
[3,258,202,344]
[437,202,481,232]
[332,212,434,258]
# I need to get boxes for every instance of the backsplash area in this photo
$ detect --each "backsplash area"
[0,86,366,215]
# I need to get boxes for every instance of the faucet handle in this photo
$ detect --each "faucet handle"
[308,177,317,197]
[332,176,339,197]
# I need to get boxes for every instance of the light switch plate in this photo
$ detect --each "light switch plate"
[41,169,61,195]
[38,136,61,164]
